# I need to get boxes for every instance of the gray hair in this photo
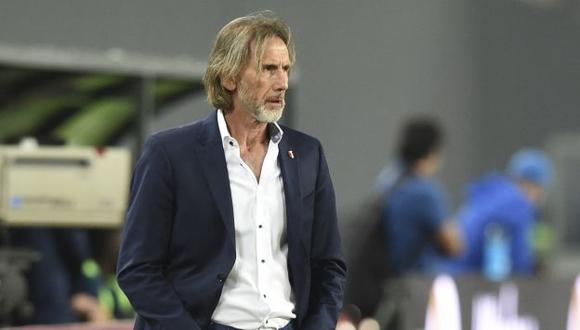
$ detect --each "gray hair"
[203,11,295,112]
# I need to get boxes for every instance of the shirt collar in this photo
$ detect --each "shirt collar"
[217,109,233,147]
[216,109,284,147]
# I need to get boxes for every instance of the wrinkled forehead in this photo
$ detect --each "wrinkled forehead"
[248,36,291,68]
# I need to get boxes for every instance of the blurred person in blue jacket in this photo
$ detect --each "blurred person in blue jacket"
[345,118,462,316]
[452,148,554,276]
[363,118,463,330]
[379,118,463,276]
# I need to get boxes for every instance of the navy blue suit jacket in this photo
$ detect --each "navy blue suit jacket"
[117,111,346,330]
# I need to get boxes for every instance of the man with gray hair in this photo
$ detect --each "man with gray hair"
[117,12,346,330]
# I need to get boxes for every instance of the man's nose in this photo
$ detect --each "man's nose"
[274,70,289,91]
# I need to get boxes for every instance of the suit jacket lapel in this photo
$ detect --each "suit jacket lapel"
[278,135,306,254]
[196,112,235,246]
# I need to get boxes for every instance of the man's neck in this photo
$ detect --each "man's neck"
[224,108,269,151]
[412,163,433,178]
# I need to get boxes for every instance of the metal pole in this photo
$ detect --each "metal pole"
[136,75,155,157]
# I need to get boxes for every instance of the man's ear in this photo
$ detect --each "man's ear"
[222,76,236,92]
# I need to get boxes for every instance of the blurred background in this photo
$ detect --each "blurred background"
[1,0,579,329]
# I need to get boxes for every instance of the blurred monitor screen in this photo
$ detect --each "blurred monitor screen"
[0,145,130,228]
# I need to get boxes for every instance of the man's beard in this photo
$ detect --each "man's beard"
[239,83,284,123]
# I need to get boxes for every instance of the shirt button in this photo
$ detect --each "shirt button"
[261,259,265,263]
[258,225,263,228]
[263,294,267,298]
[229,141,234,146]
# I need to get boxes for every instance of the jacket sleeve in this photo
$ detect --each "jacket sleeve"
[509,211,535,274]
[301,143,347,330]
[116,135,200,330]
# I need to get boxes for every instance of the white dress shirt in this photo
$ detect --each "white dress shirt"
[211,110,295,329]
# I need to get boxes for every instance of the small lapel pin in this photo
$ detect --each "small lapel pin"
[288,150,295,159]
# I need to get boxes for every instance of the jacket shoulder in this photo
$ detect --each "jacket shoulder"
[280,125,322,150]
[149,120,204,145]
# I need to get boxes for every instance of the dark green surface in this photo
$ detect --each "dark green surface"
[0,96,85,141]
[54,98,135,146]
[70,75,128,93]
[0,69,200,145]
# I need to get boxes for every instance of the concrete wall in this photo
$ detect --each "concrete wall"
[473,0,580,173]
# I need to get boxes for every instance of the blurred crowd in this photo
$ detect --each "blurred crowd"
[341,117,555,330]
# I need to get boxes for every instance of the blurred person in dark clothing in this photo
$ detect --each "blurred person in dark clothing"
[379,118,462,275]
[345,117,462,330]
[10,228,109,324]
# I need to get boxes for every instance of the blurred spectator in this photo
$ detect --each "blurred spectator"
[345,117,463,330]
[380,118,462,276]
[449,148,554,277]
[9,228,109,324]
[376,118,462,329]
